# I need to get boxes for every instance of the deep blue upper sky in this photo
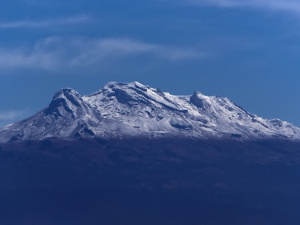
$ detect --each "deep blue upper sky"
[1,0,300,127]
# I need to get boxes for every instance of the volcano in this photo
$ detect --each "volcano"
[0,82,299,225]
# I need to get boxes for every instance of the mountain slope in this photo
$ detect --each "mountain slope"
[0,81,299,142]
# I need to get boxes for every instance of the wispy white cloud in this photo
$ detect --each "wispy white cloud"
[0,36,204,71]
[189,0,300,14]
[0,109,31,128]
[22,0,71,7]
[0,15,90,29]
[22,0,53,6]
[68,38,202,65]
[0,110,25,120]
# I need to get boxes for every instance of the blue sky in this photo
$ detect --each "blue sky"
[1,0,300,127]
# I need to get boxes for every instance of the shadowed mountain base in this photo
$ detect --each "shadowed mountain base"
[0,138,300,225]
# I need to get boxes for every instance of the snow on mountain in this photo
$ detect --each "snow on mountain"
[0,81,299,142]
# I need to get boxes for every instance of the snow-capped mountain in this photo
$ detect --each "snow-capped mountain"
[0,81,299,142]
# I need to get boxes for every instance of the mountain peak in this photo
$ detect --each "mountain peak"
[52,88,81,102]
[103,81,147,89]
[45,88,83,117]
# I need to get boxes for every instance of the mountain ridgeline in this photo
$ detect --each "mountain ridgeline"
[0,81,299,142]
[0,82,300,225]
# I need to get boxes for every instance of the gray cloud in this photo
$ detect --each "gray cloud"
[0,15,90,29]
[0,36,204,71]
[188,0,300,14]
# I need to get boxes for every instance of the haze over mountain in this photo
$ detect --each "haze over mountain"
[1,81,299,142]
